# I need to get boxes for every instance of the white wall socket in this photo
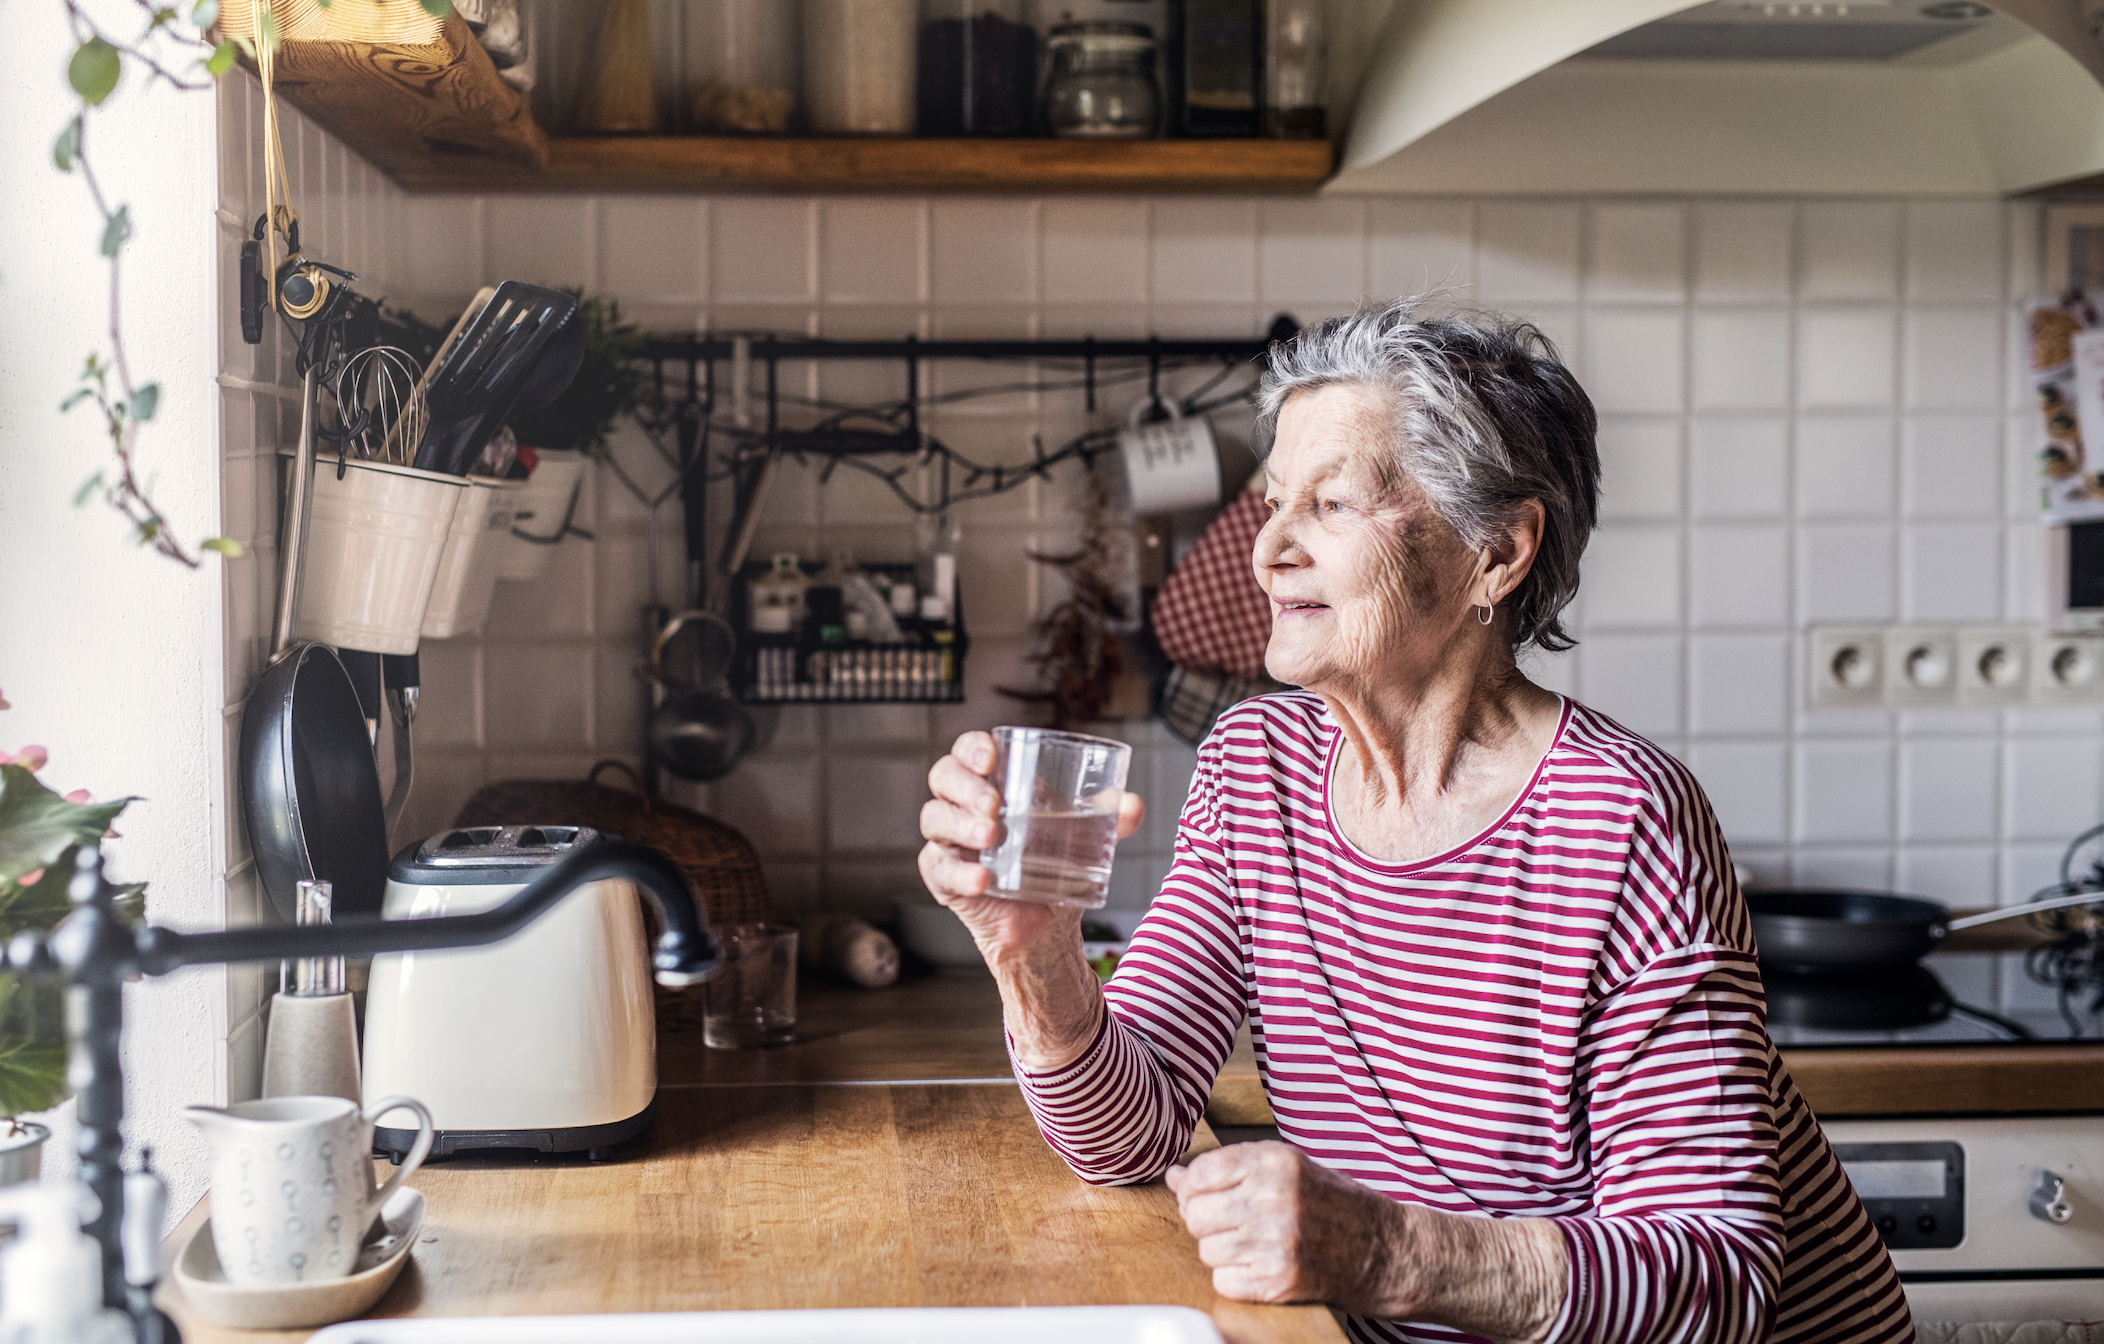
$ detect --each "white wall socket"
[1809,626,2104,708]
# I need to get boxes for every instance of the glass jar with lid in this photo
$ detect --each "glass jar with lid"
[1042,21,1159,139]
[918,0,1038,136]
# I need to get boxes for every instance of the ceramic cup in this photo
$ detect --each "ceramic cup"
[185,1094,434,1286]
[1117,398,1221,514]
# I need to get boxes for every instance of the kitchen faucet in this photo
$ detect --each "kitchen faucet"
[1,840,718,1337]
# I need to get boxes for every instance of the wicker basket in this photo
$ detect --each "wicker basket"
[453,761,769,1032]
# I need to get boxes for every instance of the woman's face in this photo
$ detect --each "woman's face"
[1255,383,1480,693]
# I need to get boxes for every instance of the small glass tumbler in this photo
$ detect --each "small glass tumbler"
[977,727,1133,909]
[703,924,799,1049]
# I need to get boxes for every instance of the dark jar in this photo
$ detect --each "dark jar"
[917,1,1038,136]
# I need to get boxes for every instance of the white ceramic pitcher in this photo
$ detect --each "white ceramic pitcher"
[184,1095,433,1286]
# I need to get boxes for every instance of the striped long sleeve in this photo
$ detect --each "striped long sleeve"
[1012,693,1910,1344]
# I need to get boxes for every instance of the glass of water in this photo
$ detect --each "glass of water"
[703,924,798,1049]
[978,727,1132,910]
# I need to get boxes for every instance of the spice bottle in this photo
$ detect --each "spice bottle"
[803,0,919,134]
[572,0,659,133]
[918,0,1039,136]
[1263,0,1326,138]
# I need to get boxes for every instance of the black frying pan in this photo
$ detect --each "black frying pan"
[239,643,390,922]
[1746,889,1949,975]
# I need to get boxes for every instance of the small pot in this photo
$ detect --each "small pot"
[0,1122,52,1187]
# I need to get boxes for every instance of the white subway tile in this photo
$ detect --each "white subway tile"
[481,642,591,749]
[1901,522,2001,623]
[1692,311,1791,411]
[1524,645,1580,699]
[1595,418,1682,520]
[827,705,934,746]
[1584,310,1684,414]
[1366,200,1473,299]
[1800,202,1899,300]
[2005,521,2043,623]
[1903,414,2002,519]
[1799,309,1896,409]
[1587,204,1685,304]
[826,755,933,851]
[1694,202,1793,302]
[599,198,704,303]
[2001,844,2068,910]
[1153,201,1257,305]
[1790,847,1893,889]
[1476,203,1581,303]
[1900,738,1998,842]
[1578,634,1682,737]
[710,748,823,856]
[1690,526,1789,627]
[2004,737,2104,841]
[1795,740,1894,843]
[931,200,1038,304]
[714,199,816,302]
[483,195,589,290]
[1799,524,1896,623]
[1895,846,1998,908]
[820,200,928,304]
[1691,419,1789,519]
[1689,741,1788,846]
[2005,199,2043,300]
[402,194,481,305]
[1260,199,1367,305]
[416,639,483,750]
[1689,634,1790,736]
[1798,415,1896,518]
[1905,202,2002,303]
[1583,527,1681,626]
[1042,200,1148,304]
[1903,309,2003,411]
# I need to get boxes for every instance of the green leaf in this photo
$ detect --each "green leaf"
[193,0,220,30]
[67,38,122,107]
[100,204,131,258]
[0,765,133,895]
[200,536,244,557]
[58,388,92,412]
[52,118,80,173]
[129,383,159,423]
[205,38,236,76]
[0,1027,70,1118]
[72,473,103,507]
[419,0,453,16]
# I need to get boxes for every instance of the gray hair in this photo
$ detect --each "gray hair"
[1256,299,1600,653]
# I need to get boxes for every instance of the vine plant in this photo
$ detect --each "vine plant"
[51,0,449,568]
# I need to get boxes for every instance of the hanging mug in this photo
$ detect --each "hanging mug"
[185,1094,434,1286]
[1118,396,1222,513]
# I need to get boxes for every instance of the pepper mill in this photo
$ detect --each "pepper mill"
[260,880,362,1103]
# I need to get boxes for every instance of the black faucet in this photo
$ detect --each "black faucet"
[3,840,718,1334]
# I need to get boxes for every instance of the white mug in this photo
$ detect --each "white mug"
[1118,397,1222,514]
[185,1094,434,1286]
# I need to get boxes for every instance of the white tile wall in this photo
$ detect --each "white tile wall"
[212,136,2076,957]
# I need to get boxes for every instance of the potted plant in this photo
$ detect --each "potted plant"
[0,688,143,1183]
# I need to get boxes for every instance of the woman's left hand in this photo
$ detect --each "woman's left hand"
[1164,1141,1393,1311]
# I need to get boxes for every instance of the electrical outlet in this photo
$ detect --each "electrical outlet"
[2034,632,2104,703]
[1809,627,1885,708]
[1957,627,2032,706]
[1885,628,1959,706]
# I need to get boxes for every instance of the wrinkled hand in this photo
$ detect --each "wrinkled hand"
[917,730,1143,967]
[1165,1141,1395,1312]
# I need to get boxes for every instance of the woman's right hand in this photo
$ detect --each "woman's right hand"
[917,730,1145,969]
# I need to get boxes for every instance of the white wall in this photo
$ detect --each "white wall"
[375,191,2071,1017]
[0,1,226,1215]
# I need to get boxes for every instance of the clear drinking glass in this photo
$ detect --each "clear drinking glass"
[977,727,1133,909]
[703,924,799,1049]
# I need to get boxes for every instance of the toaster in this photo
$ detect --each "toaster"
[363,826,657,1161]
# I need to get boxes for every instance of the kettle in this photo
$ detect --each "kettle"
[361,826,657,1161]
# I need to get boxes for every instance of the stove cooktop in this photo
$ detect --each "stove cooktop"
[1765,950,2104,1048]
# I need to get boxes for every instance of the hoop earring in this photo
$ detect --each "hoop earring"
[1477,603,1495,626]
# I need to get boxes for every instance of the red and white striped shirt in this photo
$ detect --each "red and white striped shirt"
[1014,693,1912,1344]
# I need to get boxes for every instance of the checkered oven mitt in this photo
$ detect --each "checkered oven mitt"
[1150,488,1272,680]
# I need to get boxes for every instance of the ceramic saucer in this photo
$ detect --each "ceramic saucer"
[172,1186,424,1330]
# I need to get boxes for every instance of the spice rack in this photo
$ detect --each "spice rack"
[728,560,969,705]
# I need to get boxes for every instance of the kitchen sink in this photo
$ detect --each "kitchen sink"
[306,1306,1224,1344]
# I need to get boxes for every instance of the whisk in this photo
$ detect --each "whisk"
[335,346,426,466]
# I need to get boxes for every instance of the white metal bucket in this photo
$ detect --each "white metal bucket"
[497,450,588,583]
[287,454,466,656]
[421,478,522,640]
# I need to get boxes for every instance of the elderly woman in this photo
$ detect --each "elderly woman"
[918,303,1909,1344]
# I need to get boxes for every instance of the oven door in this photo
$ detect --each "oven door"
[1824,1117,2104,1326]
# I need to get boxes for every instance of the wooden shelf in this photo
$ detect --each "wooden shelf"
[386,133,1336,195]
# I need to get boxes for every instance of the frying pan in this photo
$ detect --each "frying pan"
[1747,886,2104,975]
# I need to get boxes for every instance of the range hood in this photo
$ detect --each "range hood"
[1327,0,2104,196]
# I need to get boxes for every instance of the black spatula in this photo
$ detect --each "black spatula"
[411,282,579,476]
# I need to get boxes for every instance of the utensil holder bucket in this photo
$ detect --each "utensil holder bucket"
[284,453,466,656]
[422,478,521,639]
[497,450,587,583]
